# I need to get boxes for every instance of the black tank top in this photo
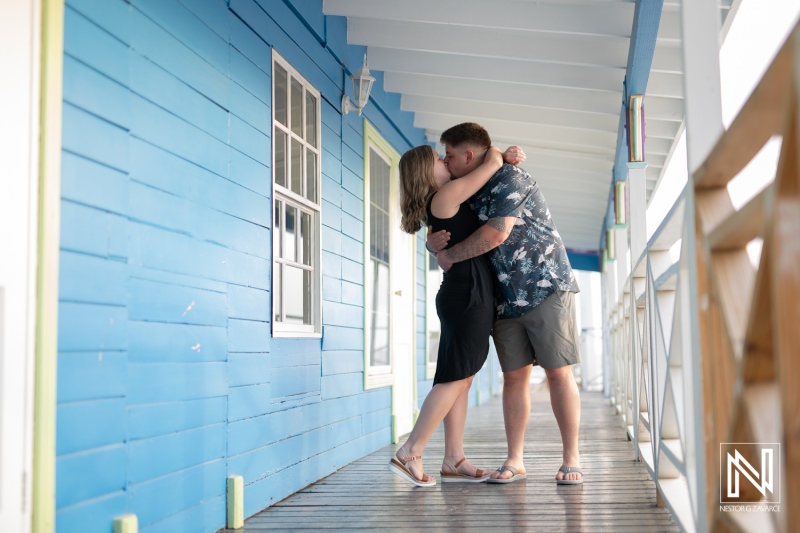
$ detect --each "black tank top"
[426,195,482,281]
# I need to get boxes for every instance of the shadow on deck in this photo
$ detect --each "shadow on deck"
[226,388,679,532]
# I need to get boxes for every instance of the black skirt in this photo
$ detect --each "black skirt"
[432,254,494,385]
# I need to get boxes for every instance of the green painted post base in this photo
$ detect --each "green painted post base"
[391,414,399,444]
[112,514,138,533]
[227,475,244,529]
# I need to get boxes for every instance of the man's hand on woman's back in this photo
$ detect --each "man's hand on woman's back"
[502,146,526,165]
[426,226,450,255]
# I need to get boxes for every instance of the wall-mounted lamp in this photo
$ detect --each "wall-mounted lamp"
[341,54,375,116]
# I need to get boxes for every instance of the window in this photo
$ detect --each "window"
[272,52,321,337]
[425,254,442,379]
[363,121,406,389]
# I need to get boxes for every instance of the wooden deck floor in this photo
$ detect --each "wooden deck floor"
[227,388,679,532]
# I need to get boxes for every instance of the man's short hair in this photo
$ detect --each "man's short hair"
[439,122,491,150]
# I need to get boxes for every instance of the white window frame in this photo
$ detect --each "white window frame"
[271,51,322,338]
[363,121,401,389]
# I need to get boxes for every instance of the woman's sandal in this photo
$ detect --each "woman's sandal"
[388,450,436,487]
[440,457,490,483]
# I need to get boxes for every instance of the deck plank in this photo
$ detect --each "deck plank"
[224,389,679,532]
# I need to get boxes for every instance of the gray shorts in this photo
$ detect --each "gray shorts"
[492,291,581,372]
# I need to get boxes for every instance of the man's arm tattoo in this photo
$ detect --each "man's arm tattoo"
[445,218,514,263]
[445,233,494,263]
[486,217,514,235]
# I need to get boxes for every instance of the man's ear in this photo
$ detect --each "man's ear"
[464,149,475,164]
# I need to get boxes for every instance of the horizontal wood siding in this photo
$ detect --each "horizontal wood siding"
[56,0,428,532]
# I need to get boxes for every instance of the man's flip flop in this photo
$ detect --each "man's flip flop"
[388,456,436,487]
[486,465,527,484]
[556,465,583,485]
[440,457,491,483]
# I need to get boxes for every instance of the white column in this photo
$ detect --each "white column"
[627,162,648,267]
[0,1,41,531]
[679,0,724,530]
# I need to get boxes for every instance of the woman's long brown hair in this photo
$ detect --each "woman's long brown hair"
[399,145,438,234]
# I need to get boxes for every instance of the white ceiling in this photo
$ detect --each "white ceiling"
[323,0,736,251]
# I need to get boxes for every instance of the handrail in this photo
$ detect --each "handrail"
[694,37,793,189]
[606,20,799,533]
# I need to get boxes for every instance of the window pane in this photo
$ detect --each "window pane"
[274,200,283,258]
[300,211,312,266]
[428,331,439,364]
[291,138,303,196]
[274,263,282,323]
[305,92,317,147]
[305,149,317,203]
[369,206,377,259]
[283,265,309,324]
[291,78,303,137]
[275,65,288,126]
[370,260,390,367]
[284,265,311,324]
[285,205,297,262]
[275,130,286,188]
[376,212,389,264]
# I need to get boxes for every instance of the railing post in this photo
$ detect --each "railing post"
[627,162,648,267]
[680,0,724,530]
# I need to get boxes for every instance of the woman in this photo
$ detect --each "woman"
[388,144,524,486]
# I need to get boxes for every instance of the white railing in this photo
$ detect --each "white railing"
[605,21,799,533]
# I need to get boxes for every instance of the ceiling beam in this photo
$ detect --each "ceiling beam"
[347,18,633,68]
[369,47,628,93]
[523,166,612,185]
[414,114,617,150]
[325,0,635,36]
[641,118,682,139]
[386,73,622,115]
[402,95,619,133]
[646,71,683,98]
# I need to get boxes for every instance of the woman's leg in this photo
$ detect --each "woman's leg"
[398,377,471,480]
[441,376,482,476]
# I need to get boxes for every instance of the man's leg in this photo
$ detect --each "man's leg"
[544,365,581,482]
[490,364,532,480]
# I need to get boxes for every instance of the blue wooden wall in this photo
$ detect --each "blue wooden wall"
[56,1,500,531]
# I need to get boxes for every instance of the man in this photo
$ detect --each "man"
[428,122,583,484]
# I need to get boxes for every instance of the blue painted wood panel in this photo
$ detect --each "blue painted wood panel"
[178,0,231,42]
[126,362,227,404]
[61,151,128,215]
[228,354,270,386]
[129,7,229,107]
[128,460,226,527]
[129,138,270,227]
[64,5,129,85]
[128,321,227,363]
[138,495,225,533]
[128,424,226,484]
[55,1,435,532]
[56,492,127,533]
[63,55,130,129]
[228,383,272,422]
[62,103,129,173]
[58,351,127,403]
[56,445,127,508]
[127,397,227,440]
[230,46,271,106]
[56,399,127,455]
